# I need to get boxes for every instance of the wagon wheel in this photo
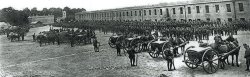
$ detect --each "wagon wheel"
[183,50,198,69]
[130,39,142,53]
[202,49,219,74]
[162,42,170,59]
[108,37,116,48]
[147,40,160,58]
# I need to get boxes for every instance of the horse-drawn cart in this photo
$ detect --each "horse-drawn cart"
[147,39,168,58]
[108,35,143,53]
[183,46,240,74]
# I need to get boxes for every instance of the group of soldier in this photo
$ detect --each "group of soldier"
[55,20,250,68]
[64,20,250,42]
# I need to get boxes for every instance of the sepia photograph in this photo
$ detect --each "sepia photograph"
[0,0,250,77]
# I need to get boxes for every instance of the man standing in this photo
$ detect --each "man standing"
[127,46,137,66]
[32,33,36,42]
[93,37,100,52]
[243,44,250,71]
[116,42,121,56]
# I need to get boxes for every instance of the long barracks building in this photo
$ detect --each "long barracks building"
[75,0,250,22]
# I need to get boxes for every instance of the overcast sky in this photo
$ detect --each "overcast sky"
[0,0,188,11]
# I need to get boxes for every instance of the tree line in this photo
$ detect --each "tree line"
[0,7,86,26]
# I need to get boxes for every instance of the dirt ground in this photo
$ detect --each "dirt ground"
[0,26,250,77]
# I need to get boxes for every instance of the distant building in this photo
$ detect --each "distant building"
[56,11,67,22]
[28,15,54,24]
[75,0,250,22]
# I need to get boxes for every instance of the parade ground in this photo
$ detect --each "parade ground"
[1,26,250,77]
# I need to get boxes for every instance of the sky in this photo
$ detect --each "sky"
[0,0,189,11]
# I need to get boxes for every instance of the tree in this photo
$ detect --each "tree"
[23,8,31,16]
[41,8,50,15]
[1,7,29,26]
[31,7,38,16]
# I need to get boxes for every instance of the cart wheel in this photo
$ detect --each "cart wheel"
[162,42,171,60]
[147,41,159,58]
[202,49,219,74]
[131,39,142,53]
[108,37,116,48]
[184,50,198,69]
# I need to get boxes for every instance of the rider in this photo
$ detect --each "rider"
[214,35,223,51]
[225,35,235,43]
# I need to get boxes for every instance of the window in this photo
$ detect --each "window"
[144,10,146,15]
[166,8,170,17]
[180,7,183,14]
[160,9,162,15]
[139,11,141,16]
[173,8,176,14]
[226,4,231,12]
[188,7,191,14]
[189,19,192,21]
[206,18,210,21]
[149,10,151,15]
[123,12,125,16]
[131,11,133,16]
[127,12,129,16]
[239,3,244,11]
[228,18,232,22]
[196,6,200,13]
[135,11,137,16]
[240,18,245,21]
[205,5,209,13]
[217,18,221,22]
[215,5,220,13]
[154,9,157,15]
[120,12,122,17]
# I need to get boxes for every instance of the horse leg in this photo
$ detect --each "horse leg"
[172,59,176,70]
[231,55,235,66]
[167,61,170,71]
[236,54,239,67]
[227,56,230,65]
[169,60,173,71]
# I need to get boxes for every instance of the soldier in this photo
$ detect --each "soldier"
[243,44,250,71]
[32,33,36,42]
[93,37,100,52]
[116,42,122,56]
[127,46,137,66]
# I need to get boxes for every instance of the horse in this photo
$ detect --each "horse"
[140,35,154,51]
[43,31,58,45]
[8,32,20,42]
[210,36,240,68]
[36,34,47,47]
[177,36,188,54]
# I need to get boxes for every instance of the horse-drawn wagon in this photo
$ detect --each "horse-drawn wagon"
[147,37,188,59]
[183,45,240,74]
[108,35,144,53]
[147,39,169,58]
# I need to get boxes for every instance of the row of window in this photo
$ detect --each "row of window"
[80,3,244,18]
[87,18,246,22]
